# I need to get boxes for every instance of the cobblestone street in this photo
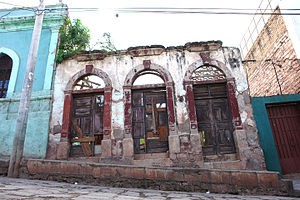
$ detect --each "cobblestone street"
[0,177,298,200]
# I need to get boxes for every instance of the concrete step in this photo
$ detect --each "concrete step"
[293,179,300,191]
[291,190,300,197]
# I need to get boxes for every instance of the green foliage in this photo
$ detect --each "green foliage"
[90,32,121,58]
[96,32,117,52]
[56,18,90,64]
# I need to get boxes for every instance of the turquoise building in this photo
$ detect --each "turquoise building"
[0,4,67,158]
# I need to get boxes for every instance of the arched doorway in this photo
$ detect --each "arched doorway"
[185,61,242,157]
[70,75,106,157]
[58,65,112,159]
[0,47,20,98]
[123,60,176,155]
[191,65,235,155]
[0,53,12,98]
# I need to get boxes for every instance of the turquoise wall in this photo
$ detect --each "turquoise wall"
[252,94,300,176]
[0,96,51,158]
[0,5,67,158]
[0,29,51,91]
[0,28,52,159]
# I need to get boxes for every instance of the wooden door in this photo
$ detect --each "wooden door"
[266,103,300,174]
[132,89,169,154]
[194,83,235,156]
[70,93,104,157]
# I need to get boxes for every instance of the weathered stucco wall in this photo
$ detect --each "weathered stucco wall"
[50,42,265,170]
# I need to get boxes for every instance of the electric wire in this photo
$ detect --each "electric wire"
[116,9,300,15]
[1,2,300,15]
[119,7,300,11]
[0,1,22,7]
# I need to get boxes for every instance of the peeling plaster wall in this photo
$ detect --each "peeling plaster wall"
[50,42,265,170]
[51,50,203,134]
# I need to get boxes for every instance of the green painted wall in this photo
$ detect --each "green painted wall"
[0,94,51,158]
[252,94,300,176]
[0,29,51,91]
[0,5,67,158]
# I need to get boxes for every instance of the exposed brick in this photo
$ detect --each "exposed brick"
[257,172,279,188]
[165,170,185,182]
[185,170,210,183]
[93,166,117,178]
[210,183,234,194]
[210,171,231,184]
[155,169,166,180]
[115,166,131,178]
[231,171,258,187]
[19,160,292,196]
[145,168,157,180]
[131,167,145,179]
[244,9,300,97]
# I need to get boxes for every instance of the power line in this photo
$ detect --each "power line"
[1,3,300,16]
[116,9,300,15]
[120,7,300,11]
[0,1,22,7]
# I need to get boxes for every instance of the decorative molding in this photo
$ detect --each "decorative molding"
[191,65,226,82]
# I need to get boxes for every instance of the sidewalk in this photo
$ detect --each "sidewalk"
[0,177,299,200]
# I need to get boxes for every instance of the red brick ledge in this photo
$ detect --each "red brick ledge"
[14,159,293,196]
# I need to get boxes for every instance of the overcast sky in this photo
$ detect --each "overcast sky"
[1,0,269,50]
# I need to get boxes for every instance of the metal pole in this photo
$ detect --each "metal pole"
[8,0,45,178]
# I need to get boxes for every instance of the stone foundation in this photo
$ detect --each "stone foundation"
[15,159,294,196]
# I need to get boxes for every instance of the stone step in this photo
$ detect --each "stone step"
[132,158,173,167]
[134,152,169,160]
[292,179,300,191]
[204,160,244,170]
[68,156,100,163]
[291,190,300,197]
[21,159,294,196]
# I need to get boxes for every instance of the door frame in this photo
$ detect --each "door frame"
[123,60,176,154]
[252,94,300,175]
[193,82,236,155]
[57,65,112,159]
[70,92,105,157]
[266,102,300,175]
[132,87,169,154]
[184,60,242,160]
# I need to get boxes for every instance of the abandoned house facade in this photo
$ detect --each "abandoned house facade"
[240,0,300,175]
[0,5,67,158]
[49,41,266,170]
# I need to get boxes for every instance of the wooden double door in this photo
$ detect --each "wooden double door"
[132,89,169,154]
[266,103,300,175]
[194,83,235,156]
[70,93,104,157]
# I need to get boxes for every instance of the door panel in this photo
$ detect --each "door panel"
[132,89,169,154]
[266,103,300,175]
[194,83,235,156]
[70,93,104,157]
[212,98,234,153]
